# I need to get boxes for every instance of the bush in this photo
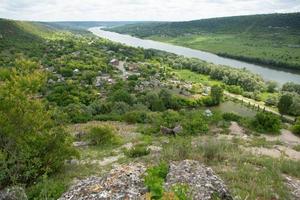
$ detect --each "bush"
[252,112,281,133]
[84,126,121,146]
[226,85,244,95]
[292,119,300,136]
[202,96,215,107]
[222,112,241,122]
[124,144,150,158]
[110,89,134,105]
[111,101,130,114]
[26,175,66,200]
[144,162,169,200]
[64,103,92,123]
[123,111,148,124]
[182,112,208,135]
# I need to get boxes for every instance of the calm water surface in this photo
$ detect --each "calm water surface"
[89,27,300,84]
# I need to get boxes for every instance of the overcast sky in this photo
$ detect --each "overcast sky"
[0,0,300,21]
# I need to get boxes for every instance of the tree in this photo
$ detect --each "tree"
[210,85,223,105]
[278,94,293,115]
[0,60,77,188]
[252,112,281,133]
[159,89,172,109]
[110,89,134,105]
[266,81,278,93]
[145,92,165,111]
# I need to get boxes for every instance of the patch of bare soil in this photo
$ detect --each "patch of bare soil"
[242,145,300,160]
[264,129,300,147]
[229,121,246,137]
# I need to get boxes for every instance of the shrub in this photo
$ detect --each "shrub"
[110,89,134,105]
[252,112,281,133]
[278,94,293,115]
[111,101,130,114]
[292,118,300,136]
[226,85,244,95]
[144,162,169,200]
[123,111,148,124]
[84,126,121,146]
[222,112,241,122]
[64,103,92,123]
[202,96,215,107]
[210,85,223,105]
[125,144,150,158]
[182,112,208,135]
[26,175,66,200]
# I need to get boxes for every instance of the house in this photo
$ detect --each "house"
[73,69,80,74]
[109,59,119,66]
[204,109,213,117]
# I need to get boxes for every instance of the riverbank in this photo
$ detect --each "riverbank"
[90,28,300,84]
[147,33,300,71]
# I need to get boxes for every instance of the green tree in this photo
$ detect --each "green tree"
[278,94,293,115]
[0,60,77,188]
[145,92,165,111]
[266,81,278,93]
[252,112,281,133]
[210,85,223,105]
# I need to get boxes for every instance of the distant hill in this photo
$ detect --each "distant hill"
[42,21,145,30]
[107,13,300,37]
[105,13,300,71]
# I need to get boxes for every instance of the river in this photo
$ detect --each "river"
[89,27,300,84]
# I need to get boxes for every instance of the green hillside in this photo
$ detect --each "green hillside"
[107,13,300,70]
[1,17,300,200]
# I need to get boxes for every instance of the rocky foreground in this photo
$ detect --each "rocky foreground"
[59,160,233,200]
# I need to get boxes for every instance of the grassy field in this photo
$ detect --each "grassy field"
[149,32,300,70]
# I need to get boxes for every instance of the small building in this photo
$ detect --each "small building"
[204,109,213,117]
[73,69,80,74]
[109,59,119,66]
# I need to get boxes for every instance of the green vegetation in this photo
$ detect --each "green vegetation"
[144,162,169,199]
[0,60,77,188]
[292,118,300,135]
[108,13,300,70]
[251,112,281,134]
[1,17,300,200]
[124,144,150,158]
[84,126,121,146]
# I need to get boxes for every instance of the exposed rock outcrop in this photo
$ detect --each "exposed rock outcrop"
[165,160,233,200]
[59,160,233,200]
[0,186,27,200]
[59,163,147,200]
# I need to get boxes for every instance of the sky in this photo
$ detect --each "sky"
[0,0,300,22]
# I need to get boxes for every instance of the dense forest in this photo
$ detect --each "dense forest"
[1,18,300,199]
[107,13,300,70]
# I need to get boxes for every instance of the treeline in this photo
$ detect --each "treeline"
[163,55,265,92]
[107,13,300,37]
[218,53,300,71]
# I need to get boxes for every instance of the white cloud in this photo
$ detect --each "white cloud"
[0,0,299,21]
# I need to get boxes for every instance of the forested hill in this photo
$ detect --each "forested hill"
[107,13,300,37]
[42,21,144,30]
[0,18,55,42]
